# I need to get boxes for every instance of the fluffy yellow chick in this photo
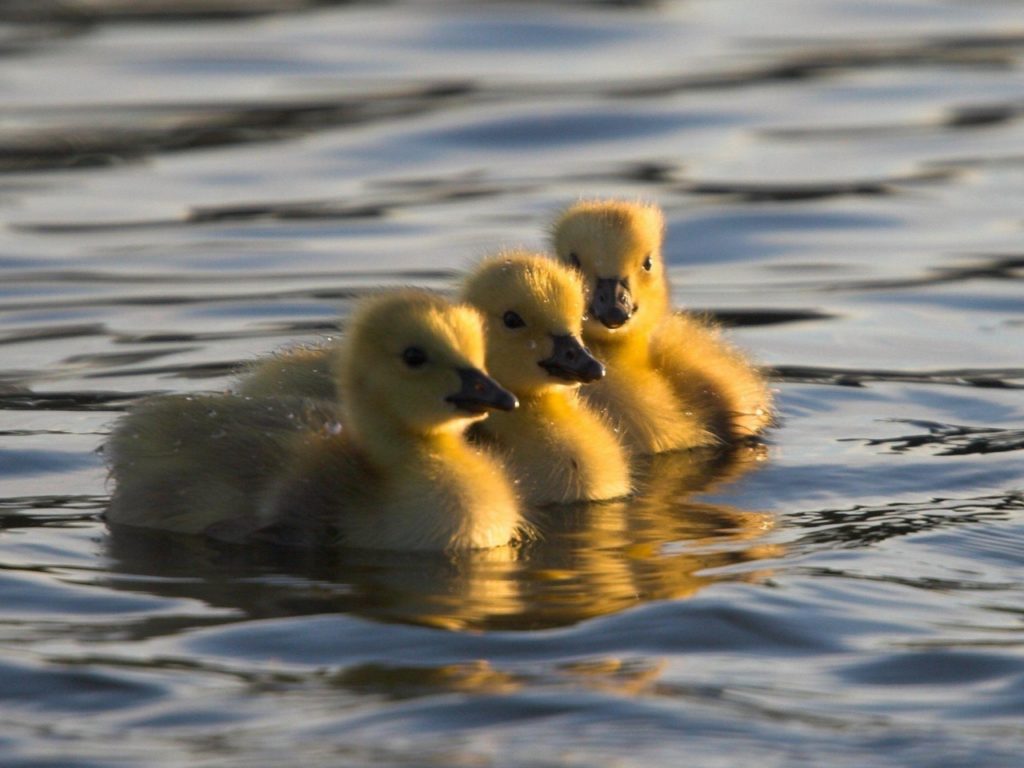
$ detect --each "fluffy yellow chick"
[552,200,773,454]
[106,290,526,551]
[462,252,630,505]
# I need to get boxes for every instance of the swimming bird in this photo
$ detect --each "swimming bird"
[461,252,631,505]
[552,199,773,454]
[106,290,526,551]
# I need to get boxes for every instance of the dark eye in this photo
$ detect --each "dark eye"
[569,252,581,269]
[643,254,653,272]
[502,310,525,329]
[402,346,427,367]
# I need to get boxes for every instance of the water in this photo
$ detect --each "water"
[1,0,1023,765]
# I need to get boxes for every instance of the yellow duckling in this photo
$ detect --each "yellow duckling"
[461,252,631,505]
[106,290,526,551]
[552,199,774,454]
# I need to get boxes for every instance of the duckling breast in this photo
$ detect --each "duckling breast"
[477,393,630,505]
[328,437,525,551]
[583,365,719,455]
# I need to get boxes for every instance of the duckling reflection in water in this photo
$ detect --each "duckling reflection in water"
[461,252,630,505]
[106,290,527,551]
[237,253,630,506]
[105,441,776,634]
[552,199,774,454]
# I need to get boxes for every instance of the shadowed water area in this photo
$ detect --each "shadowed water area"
[1,0,1022,765]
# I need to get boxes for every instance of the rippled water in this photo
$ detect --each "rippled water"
[1,1,1023,765]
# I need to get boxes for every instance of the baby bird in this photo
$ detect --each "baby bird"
[462,252,631,505]
[552,199,773,454]
[106,290,526,551]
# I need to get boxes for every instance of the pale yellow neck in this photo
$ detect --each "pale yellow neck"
[589,329,651,369]
[344,390,472,467]
[487,386,577,430]
[478,376,630,505]
[521,387,579,414]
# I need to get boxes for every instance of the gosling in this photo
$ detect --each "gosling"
[552,199,774,454]
[106,290,526,551]
[462,252,631,505]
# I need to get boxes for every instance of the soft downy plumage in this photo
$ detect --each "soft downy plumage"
[107,290,526,551]
[233,254,632,506]
[552,199,774,454]
[462,251,630,505]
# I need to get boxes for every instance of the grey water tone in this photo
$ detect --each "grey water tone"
[1,0,1022,765]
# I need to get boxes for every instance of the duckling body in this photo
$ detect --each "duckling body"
[266,422,520,550]
[107,291,525,551]
[653,310,774,439]
[481,382,628,506]
[235,344,336,400]
[462,253,630,505]
[552,200,773,454]
[106,394,332,539]
[584,336,718,455]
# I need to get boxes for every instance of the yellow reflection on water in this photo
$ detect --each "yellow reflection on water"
[105,443,780,634]
[326,656,667,699]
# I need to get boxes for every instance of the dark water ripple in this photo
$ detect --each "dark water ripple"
[0,84,476,173]
[787,492,1023,552]
[833,253,1024,291]
[680,168,957,203]
[772,366,1024,389]
[1,1,1023,766]
[0,31,1017,182]
[852,419,1024,456]
[0,391,152,411]
[0,1,353,24]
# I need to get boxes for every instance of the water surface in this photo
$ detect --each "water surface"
[1,1,1022,766]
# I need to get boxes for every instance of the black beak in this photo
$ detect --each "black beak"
[539,334,605,383]
[446,368,518,414]
[590,277,634,329]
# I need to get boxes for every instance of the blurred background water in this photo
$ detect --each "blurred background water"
[0,1,1022,765]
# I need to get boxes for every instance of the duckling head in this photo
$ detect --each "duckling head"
[336,290,518,438]
[552,200,669,343]
[461,251,604,396]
